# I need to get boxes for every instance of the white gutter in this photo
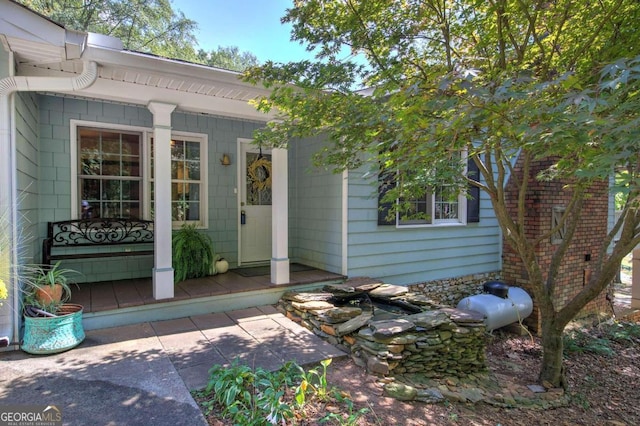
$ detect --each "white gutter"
[0,60,98,349]
[0,61,98,93]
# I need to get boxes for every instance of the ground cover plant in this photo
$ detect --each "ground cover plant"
[194,358,370,425]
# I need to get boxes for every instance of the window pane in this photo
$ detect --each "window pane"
[122,181,140,200]
[81,179,100,200]
[122,158,140,176]
[150,139,155,177]
[79,135,100,175]
[102,154,121,176]
[122,202,140,219]
[171,140,184,160]
[103,202,120,218]
[399,192,432,224]
[172,182,185,201]
[121,133,140,156]
[186,202,200,220]
[186,141,200,161]
[435,202,458,219]
[102,132,121,154]
[82,201,98,219]
[186,183,200,201]
[149,184,155,219]
[173,160,189,180]
[172,202,188,221]
[186,160,200,180]
[434,186,459,220]
[102,179,122,200]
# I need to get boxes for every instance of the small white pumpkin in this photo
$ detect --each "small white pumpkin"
[215,258,229,274]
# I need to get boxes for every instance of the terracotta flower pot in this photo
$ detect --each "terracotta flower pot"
[35,284,63,305]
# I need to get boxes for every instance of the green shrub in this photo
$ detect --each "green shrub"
[172,223,214,283]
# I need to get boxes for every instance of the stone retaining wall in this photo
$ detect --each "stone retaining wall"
[408,272,502,306]
[278,281,487,378]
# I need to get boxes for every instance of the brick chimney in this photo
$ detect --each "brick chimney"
[501,156,610,331]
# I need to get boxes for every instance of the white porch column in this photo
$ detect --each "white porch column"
[271,147,290,284]
[148,102,176,299]
[632,247,640,309]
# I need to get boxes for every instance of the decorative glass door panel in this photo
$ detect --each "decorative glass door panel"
[240,143,272,263]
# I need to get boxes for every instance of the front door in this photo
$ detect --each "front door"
[239,141,272,264]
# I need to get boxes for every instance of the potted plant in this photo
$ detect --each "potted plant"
[172,223,215,283]
[21,262,85,355]
[28,262,76,307]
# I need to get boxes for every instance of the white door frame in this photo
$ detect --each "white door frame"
[238,139,272,264]
[236,139,290,284]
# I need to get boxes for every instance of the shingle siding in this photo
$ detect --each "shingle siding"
[346,169,501,285]
[36,94,263,282]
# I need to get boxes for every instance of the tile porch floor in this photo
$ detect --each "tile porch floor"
[70,267,344,313]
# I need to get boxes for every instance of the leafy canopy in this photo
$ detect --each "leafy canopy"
[197,46,260,72]
[245,0,640,387]
[17,0,260,70]
[19,0,199,60]
[245,0,640,194]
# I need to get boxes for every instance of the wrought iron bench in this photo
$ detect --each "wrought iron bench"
[42,218,154,265]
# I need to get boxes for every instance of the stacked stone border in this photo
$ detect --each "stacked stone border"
[278,277,569,407]
[277,280,487,379]
[408,272,502,307]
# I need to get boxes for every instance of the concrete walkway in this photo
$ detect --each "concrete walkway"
[0,305,345,426]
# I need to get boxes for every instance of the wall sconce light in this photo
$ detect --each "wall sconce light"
[220,154,231,166]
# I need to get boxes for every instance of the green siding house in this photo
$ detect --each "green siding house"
[0,0,501,347]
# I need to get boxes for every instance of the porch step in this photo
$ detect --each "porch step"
[81,279,343,331]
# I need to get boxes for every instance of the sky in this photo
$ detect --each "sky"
[171,0,314,63]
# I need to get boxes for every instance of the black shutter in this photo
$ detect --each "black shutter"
[467,158,480,223]
[378,170,396,225]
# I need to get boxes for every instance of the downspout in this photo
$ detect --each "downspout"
[0,60,98,349]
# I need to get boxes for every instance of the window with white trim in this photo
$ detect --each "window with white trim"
[74,123,208,228]
[398,186,465,226]
[378,155,479,227]
[78,127,143,219]
[150,137,206,226]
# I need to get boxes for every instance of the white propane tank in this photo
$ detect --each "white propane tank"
[457,287,533,331]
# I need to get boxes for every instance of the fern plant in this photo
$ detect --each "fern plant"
[172,223,214,283]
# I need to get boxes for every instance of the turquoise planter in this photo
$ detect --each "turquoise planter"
[22,304,85,355]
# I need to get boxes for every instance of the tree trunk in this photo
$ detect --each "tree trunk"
[538,319,566,388]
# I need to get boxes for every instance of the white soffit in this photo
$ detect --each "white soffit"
[17,59,274,121]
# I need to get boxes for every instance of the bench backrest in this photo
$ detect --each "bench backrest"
[47,219,154,247]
